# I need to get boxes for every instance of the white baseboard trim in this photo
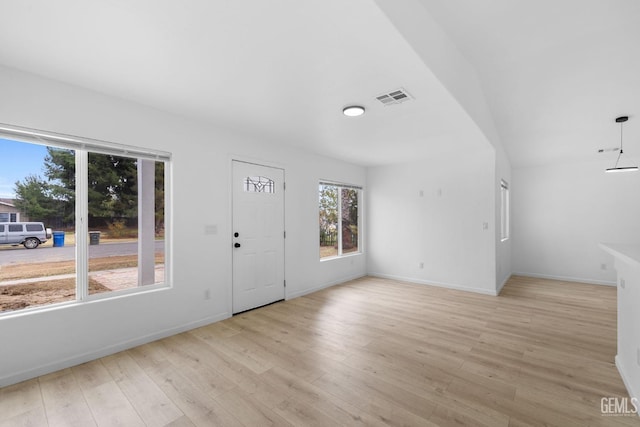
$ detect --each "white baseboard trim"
[368,272,498,296]
[616,355,639,407]
[286,273,366,300]
[497,274,512,295]
[0,312,231,388]
[513,272,616,287]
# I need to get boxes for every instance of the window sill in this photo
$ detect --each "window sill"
[320,252,363,262]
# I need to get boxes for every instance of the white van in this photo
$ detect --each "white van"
[0,222,51,249]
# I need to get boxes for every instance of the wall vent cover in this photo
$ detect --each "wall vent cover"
[376,88,413,106]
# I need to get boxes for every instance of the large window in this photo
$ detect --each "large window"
[0,126,170,314]
[319,181,361,259]
[500,179,509,241]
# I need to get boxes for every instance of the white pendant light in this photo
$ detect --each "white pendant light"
[606,116,638,173]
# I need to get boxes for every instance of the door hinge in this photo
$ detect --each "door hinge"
[284,280,286,287]
[283,182,286,190]
[284,231,286,239]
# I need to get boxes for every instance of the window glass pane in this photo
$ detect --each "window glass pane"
[500,180,509,241]
[87,152,137,295]
[244,176,275,193]
[87,154,165,294]
[0,140,76,313]
[341,188,359,254]
[8,224,22,232]
[154,161,165,284]
[319,184,338,258]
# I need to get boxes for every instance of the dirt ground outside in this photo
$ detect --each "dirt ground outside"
[0,254,164,313]
[0,278,110,312]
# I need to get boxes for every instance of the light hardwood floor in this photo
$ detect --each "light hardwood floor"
[1,276,638,426]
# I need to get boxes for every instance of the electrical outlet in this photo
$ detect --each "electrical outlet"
[204,289,211,300]
[419,262,424,269]
[620,278,626,289]
[419,190,424,197]
[600,263,607,270]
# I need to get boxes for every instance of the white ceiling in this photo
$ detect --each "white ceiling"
[0,1,638,168]
[420,0,640,167]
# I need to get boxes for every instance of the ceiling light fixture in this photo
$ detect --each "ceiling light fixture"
[606,116,638,173]
[343,105,365,117]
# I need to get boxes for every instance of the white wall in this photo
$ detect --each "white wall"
[0,65,366,386]
[512,160,640,285]
[374,0,513,292]
[366,148,497,295]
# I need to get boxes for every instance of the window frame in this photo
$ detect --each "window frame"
[0,123,172,315]
[500,179,510,242]
[318,180,362,260]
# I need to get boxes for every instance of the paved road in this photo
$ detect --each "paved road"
[0,241,165,264]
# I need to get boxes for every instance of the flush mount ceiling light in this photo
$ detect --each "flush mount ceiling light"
[606,116,639,173]
[343,105,365,117]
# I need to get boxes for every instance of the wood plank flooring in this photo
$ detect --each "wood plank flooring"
[1,275,638,426]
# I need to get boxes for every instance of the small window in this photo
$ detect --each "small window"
[319,181,361,259]
[10,213,17,222]
[25,224,43,232]
[0,225,4,232]
[500,180,509,241]
[8,224,23,232]
[244,176,275,193]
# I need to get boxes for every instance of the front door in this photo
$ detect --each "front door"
[232,161,285,313]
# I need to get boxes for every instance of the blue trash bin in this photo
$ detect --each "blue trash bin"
[52,231,65,247]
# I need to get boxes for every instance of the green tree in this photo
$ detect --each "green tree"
[319,184,338,234]
[13,147,165,230]
[341,188,358,226]
[87,152,138,222]
[13,175,56,222]
[42,147,140,225]
[155,162,165,234]
[43,147,75,224]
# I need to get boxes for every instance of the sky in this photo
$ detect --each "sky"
[0,138,49,199]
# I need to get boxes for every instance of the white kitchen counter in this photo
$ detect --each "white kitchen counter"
[599,242,640,404]
[599,243,640,267]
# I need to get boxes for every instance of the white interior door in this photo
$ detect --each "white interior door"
[232,161,285,313]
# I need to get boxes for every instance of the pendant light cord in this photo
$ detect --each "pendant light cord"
[614,121,624,168]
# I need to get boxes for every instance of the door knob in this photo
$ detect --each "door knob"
[234,232,239,237]
[234,242,241,248]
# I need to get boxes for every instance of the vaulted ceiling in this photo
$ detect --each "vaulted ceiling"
[0,0,638,168]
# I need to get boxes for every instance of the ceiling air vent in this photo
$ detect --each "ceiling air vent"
[376,88,413,106]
